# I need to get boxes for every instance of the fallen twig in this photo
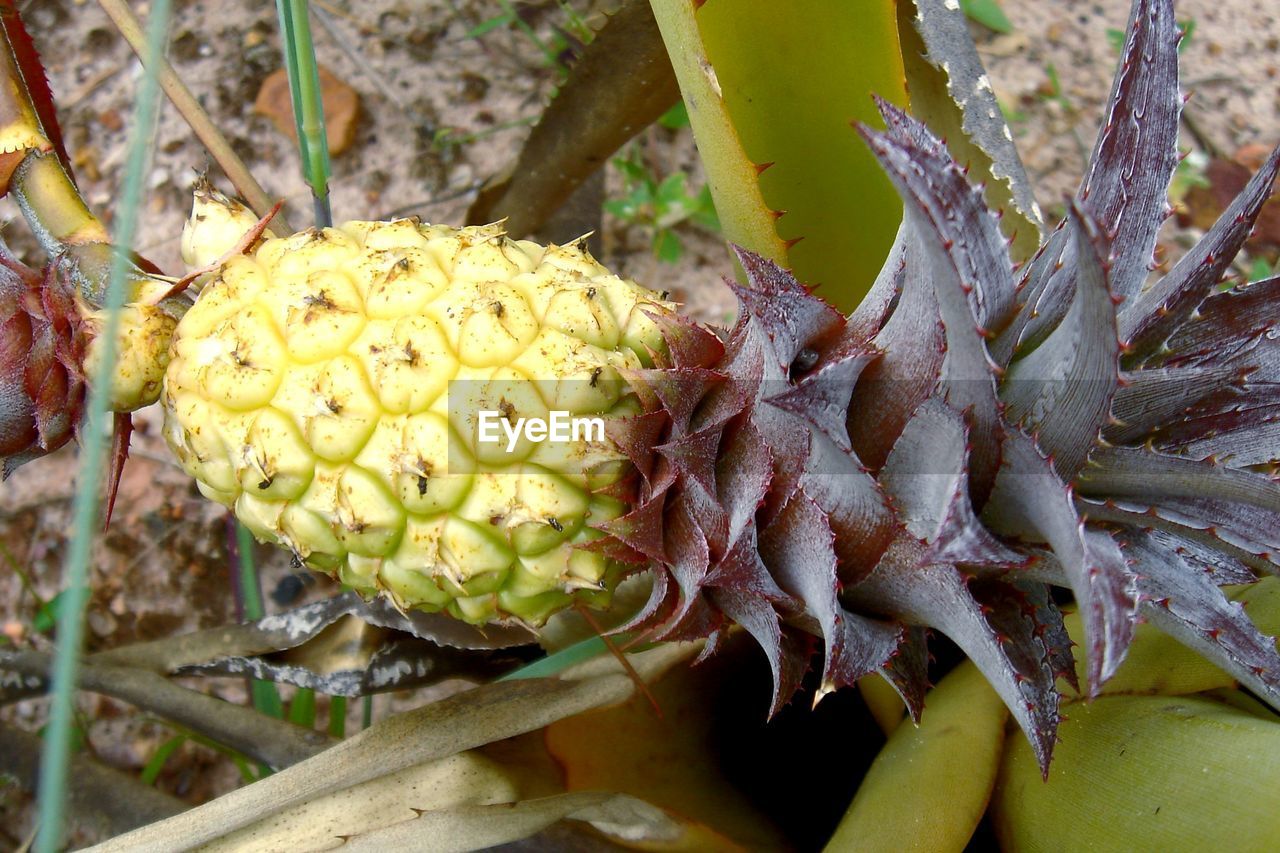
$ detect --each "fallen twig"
[94,0,292,230]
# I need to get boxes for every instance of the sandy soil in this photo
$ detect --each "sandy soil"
[1,0,1278,846]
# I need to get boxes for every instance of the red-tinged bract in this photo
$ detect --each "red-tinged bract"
[0,248,87,477]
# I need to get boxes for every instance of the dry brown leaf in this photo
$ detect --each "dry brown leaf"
[1179,147,1280,252]
[467,0,678,237]
[253,65,360,156]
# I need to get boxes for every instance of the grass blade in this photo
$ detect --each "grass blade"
[327,695,347,738]
[34,2,173,850]
[96,0,290,229]
[228,516,285,723]
[499,636,610,681]
[140,735,187,786]
[275,0,332,226]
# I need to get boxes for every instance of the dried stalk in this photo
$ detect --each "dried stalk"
[94,0,291,230]
[2,650,334,769]
[0,721,187,837]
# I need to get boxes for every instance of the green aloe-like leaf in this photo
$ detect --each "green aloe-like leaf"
[651,0,907,312]
[651,0,1041,309]
[827,663,1008,853]
[994,693,1280,850]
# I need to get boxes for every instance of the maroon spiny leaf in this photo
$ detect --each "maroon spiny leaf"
[1107,365,1243,444]
[0,1,73,179]
[872,98,1019,331]
[727,246,844,374]
[848,233,945,470]
[858,126,1007,494]
[1001,204,1122,480]
[1123,528,1280,706]
[1122,145,1280,357]
[1078,0,1182,305]
[848,539,1059,773]
[984,431,1138,692]
[759,490,903,692]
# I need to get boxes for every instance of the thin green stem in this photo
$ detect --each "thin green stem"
[288,688,317,728]
[233,520,285,722]
[34,3,173,850]
[327,695,347,738]
[276,0,332,226]
[498,636,610,681]
[235,521,266,622]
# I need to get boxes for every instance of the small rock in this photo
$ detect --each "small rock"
[87,609,117,638]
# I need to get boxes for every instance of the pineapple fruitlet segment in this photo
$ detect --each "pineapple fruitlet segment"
[164,220,675,626]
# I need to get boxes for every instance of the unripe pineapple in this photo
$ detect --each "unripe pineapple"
[158,0,1280,774]
[81,286,180,414]
[163,220,674,625]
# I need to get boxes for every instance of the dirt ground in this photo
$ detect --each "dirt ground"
[2,0,1279,846]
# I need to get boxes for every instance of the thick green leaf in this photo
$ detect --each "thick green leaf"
[654,0,907,311]
[827,663,1007,853]
[960,0,1012,34]
[994,694,1280,850]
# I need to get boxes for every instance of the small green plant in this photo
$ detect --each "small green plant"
[1040,63,1074,112]
[657,101,691,130]
[960,0,1012,33]
[997,96,1029,128]
[465,0,594,78]
[605,139,720,263]
[430,115,538,154]
[1248,255,1277,283]
[1168,147,1210,204]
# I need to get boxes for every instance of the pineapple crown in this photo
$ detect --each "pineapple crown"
[594,0,1280,773]
[0,245,87,478]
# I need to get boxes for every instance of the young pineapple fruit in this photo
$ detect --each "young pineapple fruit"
[165,0,1280,772]
[164,219,673,625]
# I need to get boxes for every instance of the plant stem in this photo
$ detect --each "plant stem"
[8,649,334,769]
[234,519,267,621]
[35,3,172,849]
[276,0,332,226]
[327,695,347,738]
[228,515,285,722]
